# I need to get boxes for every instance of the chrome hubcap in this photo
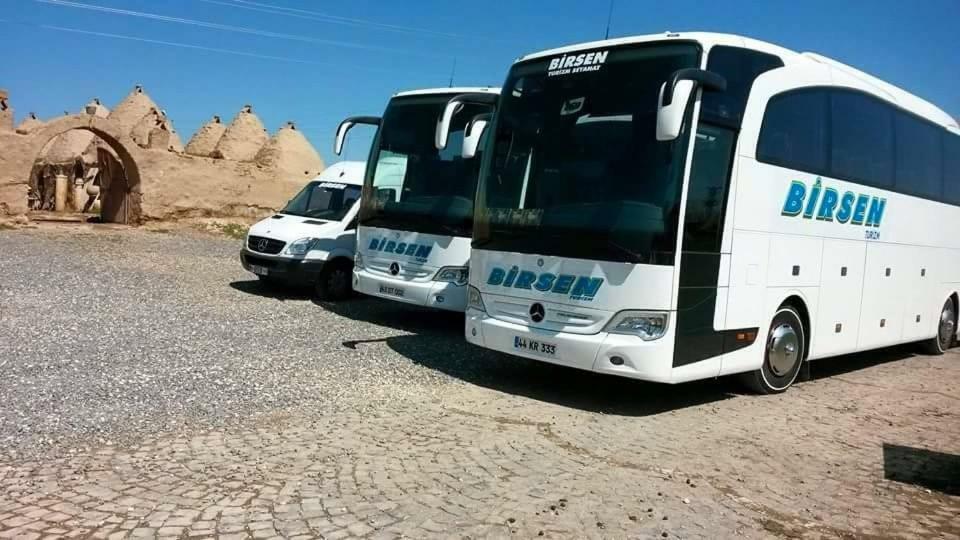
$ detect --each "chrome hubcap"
[767,323,799,376]
[939,303,956,346]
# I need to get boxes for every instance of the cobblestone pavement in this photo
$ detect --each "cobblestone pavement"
[1,226,958,539]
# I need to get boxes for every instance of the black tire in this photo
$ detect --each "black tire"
[921,297,957,355]
[740,306,806,394]
[315,259,353,301]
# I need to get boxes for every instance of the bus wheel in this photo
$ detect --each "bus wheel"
[922,298,956,355]
[741,306,806,394]
[315,259,353,301]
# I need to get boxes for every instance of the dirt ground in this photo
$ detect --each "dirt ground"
[0,225,957,539]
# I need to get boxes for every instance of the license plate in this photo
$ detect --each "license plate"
[379,284,405,298]
[250,265,268,276]
[514,336,557,356]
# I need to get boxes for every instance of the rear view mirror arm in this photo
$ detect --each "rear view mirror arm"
[334,116,381,156]
[661,68,727,106]
[436,93,499,150]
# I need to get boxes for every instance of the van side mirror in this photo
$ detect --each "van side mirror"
[435,92,499,150]
[656,68,727,141]
[334,116,381,156]
[462,113,493,159]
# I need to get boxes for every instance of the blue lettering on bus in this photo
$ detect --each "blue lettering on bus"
[781,177,886,228]
[486,267,603,301]
[366,237,433,262]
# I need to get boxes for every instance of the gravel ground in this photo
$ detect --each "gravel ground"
[0,225,498,458]
[1,225,957,539]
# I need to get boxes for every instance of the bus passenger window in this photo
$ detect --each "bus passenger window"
[756,90,828,174]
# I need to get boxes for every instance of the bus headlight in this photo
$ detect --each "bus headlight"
[354,251,364,270]
[467,285,486,312]
[604,311,669,341]
[434,266,469,286]
[285,237,318,256]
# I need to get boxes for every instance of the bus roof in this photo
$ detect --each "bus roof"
[516,31,958,132]
[393,87,500,98]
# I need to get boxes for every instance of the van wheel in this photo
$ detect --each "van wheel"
[315,260,353,301]
[740,306,806,394]
[922,298,956,355]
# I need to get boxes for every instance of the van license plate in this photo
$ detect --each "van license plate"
[514,336,557,356]
[379,285,405,298]
[250,265,268,276]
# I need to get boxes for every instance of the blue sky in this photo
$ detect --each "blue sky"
[3,0,958,163]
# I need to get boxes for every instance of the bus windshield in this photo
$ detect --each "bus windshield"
[474,43,700,265]
[282,181,361,221]
[359,95,491,237]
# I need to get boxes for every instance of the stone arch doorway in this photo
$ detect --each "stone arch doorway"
[26,116,143,224]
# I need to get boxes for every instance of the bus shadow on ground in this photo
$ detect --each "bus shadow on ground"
[883,443,960,496]
[229,279,315,301]
[321,296,466,335]
[384,333,739,416]
[805,344,923,381]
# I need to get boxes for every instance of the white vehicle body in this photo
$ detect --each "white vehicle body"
[462,32,960,389]
[338,87,499,312]
[240,161,365,295]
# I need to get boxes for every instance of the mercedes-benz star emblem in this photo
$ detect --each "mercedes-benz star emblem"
[257,238,269,252]
[389,262,400,276]
[529,302,545,323]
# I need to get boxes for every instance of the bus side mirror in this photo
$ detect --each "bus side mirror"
[435,100,464,151]
[334,116,381,156]
[462,113,493,159]
[435,92,499,150]
[656,68,727,141]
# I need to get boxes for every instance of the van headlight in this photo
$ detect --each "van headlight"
[284,237,318,256]
[354,251,364,269]
[604,311,669,341]
[467,285,486,312]
[434,266,469,286]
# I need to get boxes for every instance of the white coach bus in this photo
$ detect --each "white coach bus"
[335,87,498,311]
[442,32,959,393]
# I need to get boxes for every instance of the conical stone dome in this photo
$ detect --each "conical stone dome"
[255,121,325,179]
[212,105,269,161]
[15,112,43,134]
[185,115,226,157]
[109,84,158,135]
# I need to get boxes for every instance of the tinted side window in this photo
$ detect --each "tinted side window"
[703,46,783,127]
[945,133,960,205]
[757,89,828,173]
[895,112,943,198]
[830,91,894,187]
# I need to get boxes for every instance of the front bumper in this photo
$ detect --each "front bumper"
[240,250,325,286]
[353,268,467,312]
[464,308,676,382]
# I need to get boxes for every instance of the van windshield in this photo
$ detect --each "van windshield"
[359,94,492,237]
[282,181,362,221]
